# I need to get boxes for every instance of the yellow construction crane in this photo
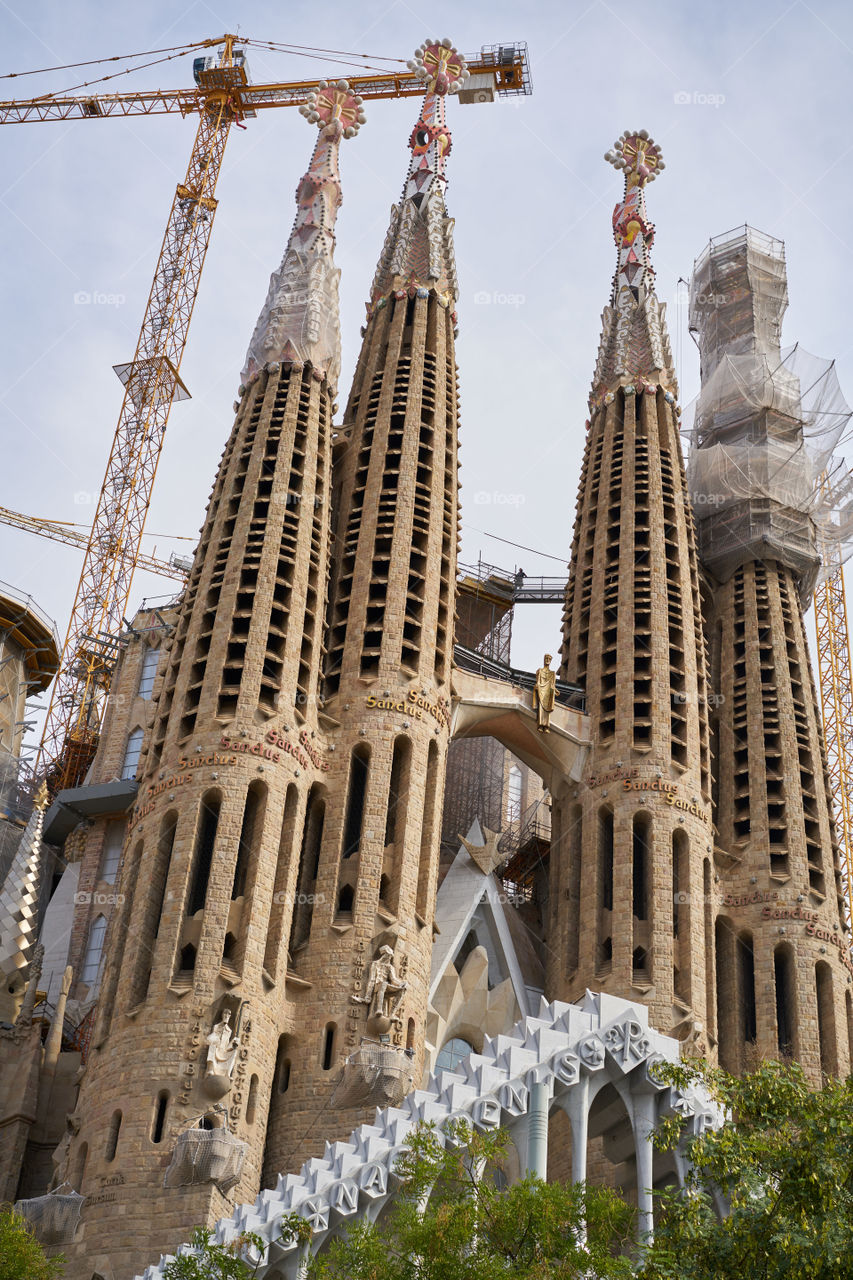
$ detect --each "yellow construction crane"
[1,34,531,792]
[814,546,853,929]
[0,504,188,582]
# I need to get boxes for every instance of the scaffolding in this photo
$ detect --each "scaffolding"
[686,227,853,603]
[442,563,514,856]
[496,795,552,905]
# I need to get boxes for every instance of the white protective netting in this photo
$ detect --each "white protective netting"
[163,1125,247,1193]
[14,1188,84,1245]
[333,1040,415,1109]
[686,344,853,587]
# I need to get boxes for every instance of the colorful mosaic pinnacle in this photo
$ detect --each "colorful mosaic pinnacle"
[590,128,675,405]
[369,42,468,312]
[407,39,468,94]
[240,80,365,389]
[604,130,664,307]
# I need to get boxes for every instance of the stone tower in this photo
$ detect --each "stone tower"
[262,39,468,1179]
[551,132,715,1050]
[60,82,365,1280]
[688,227,853,1080]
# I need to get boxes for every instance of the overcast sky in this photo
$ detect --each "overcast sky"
[2,0,852,752]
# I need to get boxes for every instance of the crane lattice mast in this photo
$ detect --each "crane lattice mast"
[34,39,240,790]
[814,551,853,929]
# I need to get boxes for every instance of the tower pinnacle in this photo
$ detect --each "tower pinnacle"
[368,41,468,313]
[240,79,365,391]
[591,129,674,405]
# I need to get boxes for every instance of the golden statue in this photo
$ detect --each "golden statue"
[533,653,556,732]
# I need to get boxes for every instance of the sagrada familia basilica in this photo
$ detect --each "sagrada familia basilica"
[1,37,852,1280]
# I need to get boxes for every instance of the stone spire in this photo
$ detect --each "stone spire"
[591,130,675,406]
[555,134,713,1046]
[0,781,47,986]
[240,79,365,392]
[367,40,468,314]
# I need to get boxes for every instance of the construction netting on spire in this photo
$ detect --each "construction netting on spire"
[685,226,853,599]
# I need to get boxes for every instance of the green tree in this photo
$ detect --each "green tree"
[162,1221,310,1280]
[308,1121,635,1280]
[0,1204,64,1280]
[640,1059,853,1280]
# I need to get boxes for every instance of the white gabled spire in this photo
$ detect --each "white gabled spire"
[240,81,365,393]
[0,781,48,985]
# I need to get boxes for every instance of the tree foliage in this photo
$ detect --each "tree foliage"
[641,1059,853,1280]
[0,1204,64,1280]
[308,1121,635,1280]
[162,1219,311,1280]
[164,1063,853,1280]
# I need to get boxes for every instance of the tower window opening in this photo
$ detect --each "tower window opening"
[82,914,108,989]
[246,1074,259,1125]
[385,736,412,849]
[738,933,757,1046]
[289,786,326,957]
[415,741,439,920]
[337,883,354,915]
[99,819,126,885]
[231,782,265,901]
[121,727,144,781]
[322,1022,336,1071]
[342,745,370,858]
[816,961,838,1079]
[275,1035,292,1093]
[632,813,649,921]
[151,1091,169,1144]
[599,807,614,912]
[774,946,795,1058]
[138,645,161,699]
[187,792,221,915]
[105,1110,122,1162]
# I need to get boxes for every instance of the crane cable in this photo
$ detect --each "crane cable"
[4,38,408,104]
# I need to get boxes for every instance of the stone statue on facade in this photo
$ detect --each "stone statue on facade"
[533,654,557,732]
[354,945,408,1028]
[48,1114,80,1191]
[204,1009,240,1081]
